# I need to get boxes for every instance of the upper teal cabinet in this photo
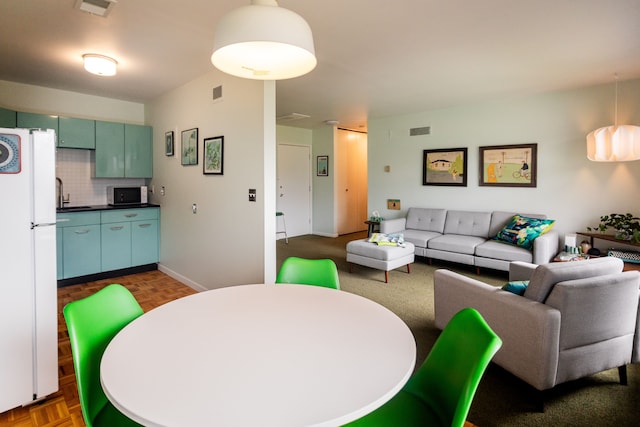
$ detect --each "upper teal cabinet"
[58,117,95,149]
[0,107,16,127]
[17,112,59,143]
[95,121,152,178]
[125,124,153,178]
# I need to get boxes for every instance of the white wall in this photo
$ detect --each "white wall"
[311,125,337,236]
[146,70,273,290]
[368,79,640,246]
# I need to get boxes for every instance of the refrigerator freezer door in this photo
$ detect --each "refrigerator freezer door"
[32,129,57,226]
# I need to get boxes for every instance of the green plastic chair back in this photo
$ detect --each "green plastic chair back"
[346,307,502,427]
[63,284,144,427]
[276,257,341,290]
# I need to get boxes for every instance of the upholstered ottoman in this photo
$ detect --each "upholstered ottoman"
[346,239,415,283]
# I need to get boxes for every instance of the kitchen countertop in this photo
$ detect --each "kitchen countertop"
[56,204,160,213]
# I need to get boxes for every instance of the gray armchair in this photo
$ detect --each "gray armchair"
[433,257,640,408]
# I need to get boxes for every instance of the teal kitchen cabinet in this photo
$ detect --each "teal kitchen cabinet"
[56,212,101,279]
[101,208,159,270]
[95,121,152,178]
[95,120,125,177]
[125,124,153,178]
[0,107,16,127]
[56,226,63,280]
[58,116,95,149]
[17,112,58,144]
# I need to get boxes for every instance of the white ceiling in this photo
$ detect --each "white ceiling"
[1,0,640,131]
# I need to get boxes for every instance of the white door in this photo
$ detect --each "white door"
[277,144,311,238]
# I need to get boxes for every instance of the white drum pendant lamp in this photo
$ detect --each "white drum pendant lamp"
[586,76,640,162]
[211,0,316,80]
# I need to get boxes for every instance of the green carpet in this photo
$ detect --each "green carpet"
[277,232,639,426]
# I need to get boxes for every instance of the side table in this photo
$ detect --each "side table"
[364,220,381,237]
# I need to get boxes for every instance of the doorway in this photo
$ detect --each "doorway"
[276,144,312,238]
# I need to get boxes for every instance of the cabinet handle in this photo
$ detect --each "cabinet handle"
[138,223,151,228]
[110,226,125,231]
[74,229,90,234]
[125,213,138,218]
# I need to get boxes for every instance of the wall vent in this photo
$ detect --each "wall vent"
[276,113,310,122]
[409,126,431,136]
[212,85,223,101]
[74,0,116,17]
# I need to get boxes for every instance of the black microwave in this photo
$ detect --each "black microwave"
[107,186,148,205]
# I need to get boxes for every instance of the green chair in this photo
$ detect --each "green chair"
[346,307,502,427]
[63,284,144,427]
[276,256,341,289]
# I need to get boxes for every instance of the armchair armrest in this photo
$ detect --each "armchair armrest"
[379,218,406,234]
[509,261,537,281]
[434,269,561,390]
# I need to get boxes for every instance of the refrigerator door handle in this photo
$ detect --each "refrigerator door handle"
[31,222,57,229]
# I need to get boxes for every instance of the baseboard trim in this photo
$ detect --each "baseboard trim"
[157,263,207,292]
[57,264,158,288]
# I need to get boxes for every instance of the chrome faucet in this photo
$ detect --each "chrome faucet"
[55,177,69,208]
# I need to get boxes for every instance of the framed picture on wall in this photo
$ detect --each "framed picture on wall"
[479,143,537,187]
[165,131,174,156]
[317,155,329,176]
[203,136,224,175]
[422,148,468,186]
[181,128,198,166]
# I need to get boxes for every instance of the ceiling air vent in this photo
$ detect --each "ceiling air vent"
[276,113,310,122]
[409,126,431,136]
[74,0,117,17]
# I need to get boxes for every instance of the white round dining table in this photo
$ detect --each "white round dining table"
[100,284,416,427]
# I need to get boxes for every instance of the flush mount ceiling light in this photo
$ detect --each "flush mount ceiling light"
[586,75,640,162]
[211,0,316,80]
[83,54,117,76]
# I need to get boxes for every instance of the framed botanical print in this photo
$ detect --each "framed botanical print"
[181,128,198,166]
[165,131,174,156]
[203,136,224,175]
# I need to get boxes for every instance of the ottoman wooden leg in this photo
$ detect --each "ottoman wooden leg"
[407,263,411,274]
[385,271,389,283]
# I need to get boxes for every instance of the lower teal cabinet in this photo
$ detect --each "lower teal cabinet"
[101,221,132,271]
[132,219,159,265]
[57,211,102,279]
[57,208,159,280]
[101,208,159,271]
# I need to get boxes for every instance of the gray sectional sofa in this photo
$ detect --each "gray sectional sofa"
[380,207,559,272]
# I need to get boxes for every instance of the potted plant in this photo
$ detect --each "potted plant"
[587,213,640,243]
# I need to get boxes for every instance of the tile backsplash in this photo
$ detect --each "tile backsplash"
[55,148,146,206]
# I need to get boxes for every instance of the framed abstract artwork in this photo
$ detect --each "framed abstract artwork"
[422,148,467,186]
[479,143,537,187]
[165,131,174,156]
[317,155,329,176]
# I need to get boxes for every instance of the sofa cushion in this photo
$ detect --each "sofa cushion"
[475,240,533,263]
[493,215,555,250]
[428,234,486,255]
[402,229,442,249]
[443,210,491,238]
[523,257,624,303]
[405,208,447,233]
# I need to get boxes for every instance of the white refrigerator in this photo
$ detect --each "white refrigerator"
[0,128,58,413]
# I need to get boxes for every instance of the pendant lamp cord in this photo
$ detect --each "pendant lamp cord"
[614,74,618,127]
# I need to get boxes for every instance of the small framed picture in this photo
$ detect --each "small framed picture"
[479,143,537,187]
[165,131,174,156]
[423,148,468,186]
[317,155,329,176]
[181,128,198,166]
[203,136,224,175]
